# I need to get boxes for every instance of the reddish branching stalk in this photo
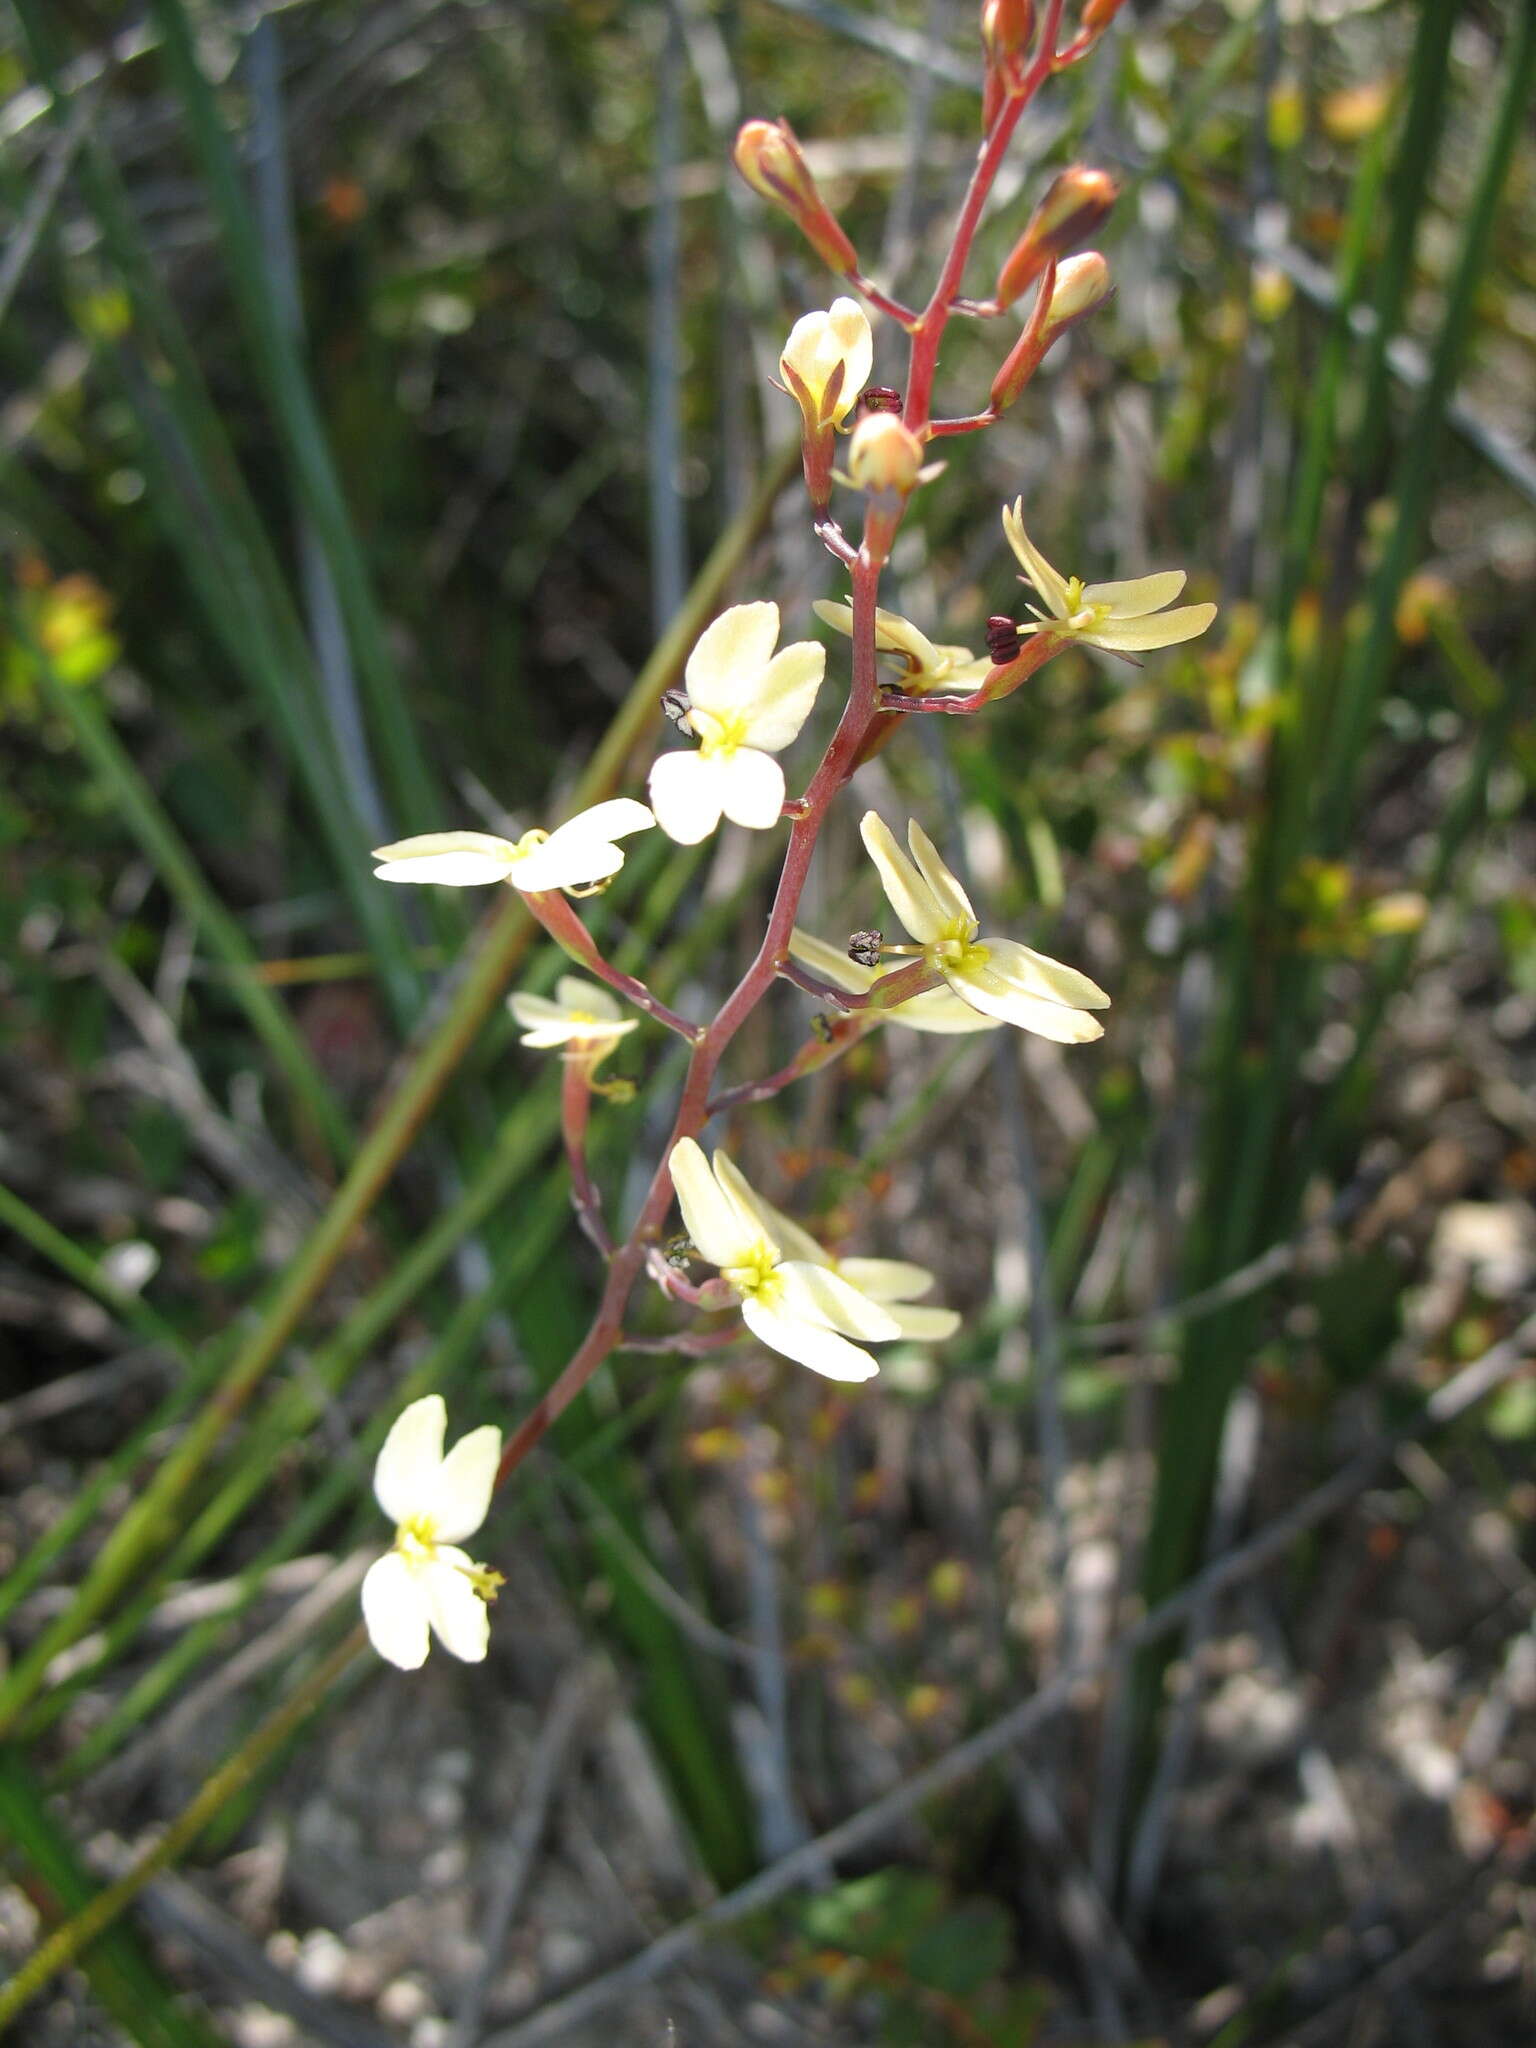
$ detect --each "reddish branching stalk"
[494,0,1079,1494]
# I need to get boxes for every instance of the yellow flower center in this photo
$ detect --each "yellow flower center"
[1060,578,1111,635]
[722,1238,782,1303]
[396,1516,440,1564]
[508,828,550,864]
[394,1517,504,1604]
[687,705,749,760]
[928,916,989,976]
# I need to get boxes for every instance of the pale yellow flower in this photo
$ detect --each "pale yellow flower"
[787,928,999,1036]
[507,975,638,1053]
[361,1396,503,1671]
[730,1175,960,1344]
[372,799,655,894]
[860,813,1110,1043]
[813,599,991,695]
[648,603,825,845]
[1002,501,1217,655]
[670,1138,903,1382]
[778,298,873,428]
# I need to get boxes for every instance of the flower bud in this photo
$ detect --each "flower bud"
[1039,250,1112,342]
[847,414,925,497]
[989,252,1111,414]
[733,118,858,276]
[1080,0,1128,35]
[980,0,1035,66]
[995,167,1118,307]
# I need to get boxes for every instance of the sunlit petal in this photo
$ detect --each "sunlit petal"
[740,1294,879,1381]
[860,811,945,943]
[373,1395,445,1524]
[739,642,825,752]
[982,937,1110,1011]
[716,747,787,830]
[1086,603,1218,652]
[425,1424,501,1543]
[362,1553,432,1670]
[372,833,516,886]
[834,1257,937,1303]
[778,1262,902,1341]
[787,927,877,994]
[945,963,1105,1041]
[424,1556,491,1662]
[1002,501,1072,618]
[670,1138,751,1268]
[685,601,782,711]
[906,819,976,932]
[648,750,727,845]
[1080,570,1187,617]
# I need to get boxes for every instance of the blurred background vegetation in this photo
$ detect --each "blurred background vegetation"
[1,0,1534,2042]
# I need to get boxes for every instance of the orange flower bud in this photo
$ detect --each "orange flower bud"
[732,118,858,276]
[980,0,1035,65]
[995,167,1118,306]
[847,414,925,497]
[1080,0,1128,34]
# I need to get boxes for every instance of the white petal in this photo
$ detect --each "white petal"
[507,991,565,1032]
[982,937,1110,1010]
[648,749,726,845]
[1001,502,1072,619]
[373,1395,445,1524]
[371,833,516,886]
[510,800,655,892]
[778,1262,902,1342]
[887,987,1002,1034]
[945,963,1104,1042]
[883,1301,961,1342]
[1086,603,1217,652]
[424,1556,491,1662]
[714,1157,826,1268]
[786,928,877,994]
[835,1257,936,1303]
[362,1552,431,1670]
[554,975,624,1021]
[859,812,944,943]
[685,602,781,712]
[514,1019,586,1048]
[1081,569,1187,617]
[738,642,825,752]
[716,749,786,831]
[424,1423,501,1543]
[740,1293,879,1381]
[670,1138,751,1269]
[906,820,976,932]
[812,599,939,669]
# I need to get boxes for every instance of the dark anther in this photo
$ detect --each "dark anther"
[810,1012,837,1044]
[985,615,1022,663]
[664,1233,694,1269]
[848,929,883,969]
[859,386,903,416]
[660,688,692,730]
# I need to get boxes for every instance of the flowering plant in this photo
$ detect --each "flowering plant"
[361,0,1213,1668]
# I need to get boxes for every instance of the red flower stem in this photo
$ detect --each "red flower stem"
[493,4,1070,1494]
[707,1018,873,1116]
[903,0,1066,434]
[778,957,942,1011]
[523,888,703,1043]
[928,412,999,439]
[846,270,919,329]
[560,1059,611,1257]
